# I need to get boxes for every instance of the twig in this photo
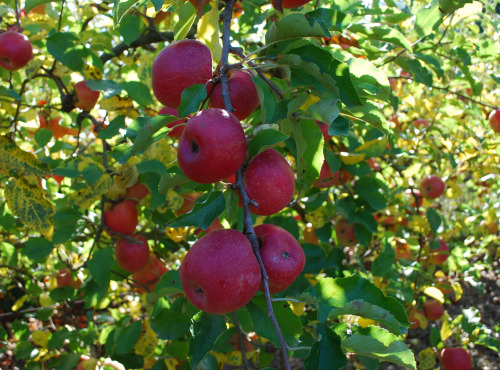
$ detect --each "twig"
[233,312,251,370]
[14,0,22,32]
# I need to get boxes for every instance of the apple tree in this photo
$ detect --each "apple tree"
[0,0,499,369]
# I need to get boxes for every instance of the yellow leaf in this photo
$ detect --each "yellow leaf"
[446,182,462,199]
[289,301,305,316]
[415,311,428,329]
[12,294,28,311]
[5,178,54,238]
[134,319,158,358]
[83,64,103,80]
[357,317,377,327]
[408,215,430,234]
[39,292,54,307]
[423,286,444,303]
[354,136,388,157]
[452,282,463,302]
[99,96,138,118]
[144,138,177,167]
[166,190,184,213]
[339,151,365,165]
[440,312,453,341]
[0,135,51,178]
[198,3,222,62]
[66,173,112,209]
[164,358,179,370]
[32,330,51,348]
[305,208,326,229]
[166,227,187,243]
[418,348,436,370]
[137,54,155,91]
[403,162,422,178]
[301,93,320,110]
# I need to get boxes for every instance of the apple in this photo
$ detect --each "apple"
[158,106,186,138]
[441,348,472,370]
[115,235,150,273]
[255,224,305,293]
[39,115,78,138]
[315,120,333,142]
[104,199,138,235]
[188,0,211,16]
[74,81,100,111]
[180,229,261,314]
[56,268,81,289]
[240,148,295,216]
[125,182,149,203]
[272,0,313,10]
[175,192,203,216]
[419,175,445,199]
[488,109,500,133]
[132,255,168,293]
[429,239,449,265]
[423,299,444,321]
[414,118,429,129]
[313,161,352,188]
[152,39,213,108]
[0,31,33,71]
[408,307,425,329]
[303,224,318,244]
[335,218,357,246]
[177,108,247,184]
[208,70,260,121]
[388,78,397,91]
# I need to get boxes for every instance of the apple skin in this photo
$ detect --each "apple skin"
[489,109,500,133]
[208,70,260,121]
[241,148,295,216]
[423,299,444,321]
[313,161,352,188]
[414,118,429,129]
[56,268,82,289]
[178,108,247,184]
[132,255,168,293]
[180,229,261,314]
[429,239,449,265]
[419,175,446,199]
[255,224,305,293]
[175,192,203,216]
[273,0,313,9]
[125,182,149,203]
[315,120,333,142]
[0,31,33,71]
[115,235,150,273]
[335,219,357,246]
[152,39,212,108]
[104,199,138,235]
[441,347,472,370]
[158,106,186,138]
[74,81,100,111]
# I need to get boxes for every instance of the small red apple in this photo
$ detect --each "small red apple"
[178,108,247,183]
[240,148,295,216]
[158,106,187,138]
[429,239,449,265]
[441,347,471,370]
[414,118,429,129]
[56,268,81,289]
[255,224,305,294]
[315,120,333,142]
[313,161,352,188]
[419,175,445,199]
[115,235,150,272]
[104,199,138,235]
[423,299,444,321]
[488,109,500,133]
[0,31,33,71]
[388,78,397,91]
[335,219,357,246]
[152,39,212,108]
[74,81,100,111]
[408,307,425,329]
[180,229,261,314]
[132,255,168,293]
[273,0,313,10]
[125,182,150,203]
[208,70,260,121]
[175,192,203,216]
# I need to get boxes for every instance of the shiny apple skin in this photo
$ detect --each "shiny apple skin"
[440,347,472,370]
[158,106,186,138]
[489,109,500,133]
[104,199,138,235]
[115,235,150,273]
[419,175,445,199]
[74,81,100,111]
[132,255,168,293]
[0,31,33,71]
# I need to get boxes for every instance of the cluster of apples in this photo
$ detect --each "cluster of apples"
[151,39,305,314]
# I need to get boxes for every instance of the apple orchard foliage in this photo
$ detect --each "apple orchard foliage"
[0,0,499,369]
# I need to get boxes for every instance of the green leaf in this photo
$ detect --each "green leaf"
[34,129,53,147]
[305,8,351,33]
[0,86,21,100]
[309,98,340,125]
[354,135,388,158]
[178,84,207,117]
[25,0,62,15]
[249,128,289,158]
[252,76,277,124]
[299,275,410,333]
[82,163,104,185]
[331,116,350,136]
[86,80,122,99]
[188,312,227,370]
[0,242,17,266]
[174,2,197,41]
[372,236,396,277]
[22,237,54,260]
[151,309,191,340]
[354,177,387,210]
[289,119,324,183]
[88,247,115,287]
[121,81,154,106]
[265,13,330,44]
[304,324,348,370]
[46,32,86,71]
[406,59,434,86]
[166,191,225,230]
[0,136,52,178]
[343,101,389,134]
[147,270,184,303]
[113,0,140,25]
[119,14,141,46]
[346,57,391,101]
[246,296,302,348]
[349,25,412,52]
[115,320,142,355]
[158,171,190,194]
[426,209,442,234]
[342,326,416,369]
[438,0,473,14]
[415,0,442,38]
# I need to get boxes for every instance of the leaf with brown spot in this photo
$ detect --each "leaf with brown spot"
[0,136,51,178]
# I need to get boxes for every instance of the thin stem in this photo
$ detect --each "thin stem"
[232,312,251,370]
[14,0,22,32]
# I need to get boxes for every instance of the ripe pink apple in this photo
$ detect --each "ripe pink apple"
[180,229,261,314]
[419,175,445,199]
[414,118,429,129]
[441,347,472,370]
[115,235,150,272]
[158,106,187,138]
[423,299,444,321]
[315,120,333,142]
[489,109,500,133]
[74,81,100,111]
[132,255,168,293]
[104,199,138,235]
[255,224,305,294]
[125,182,149,203]
[152,39,212,108]
[335,218,357,246]
[177,108,247,183]
[208,70,260,121]
[272,0,313,9]
[313,161,352,188]
[240,148,295,216]
[429,239,449,265]
[0,31,33,71]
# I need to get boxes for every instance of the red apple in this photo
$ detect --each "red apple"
[175,192,203,216]
[255,224,305,293]
[208,70,260,121]
[56,268,81,289]
[240,148,295,216]
[152,39,212,108]
[408,307,425,329]
[313,161,352,188]
[125,182,149,204]
[273,0,313,9]
[303,224,318,244]
[180,229,261,314]
[132,255,168,293]
[388,78,397,91]
[419,175,445,199]
[423,299,444,321]
[414,118,429,129]
[178,108,247,184]
[315,120,333,142]
[104,199,138,235]
[0,31,33,71]
[115,235,150,273]
[158,106,186,138]
[441,347,471,370]
[489,109,500,133]
[335,218,357,246]
[429,239,449,265]
[74,81,100,111]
